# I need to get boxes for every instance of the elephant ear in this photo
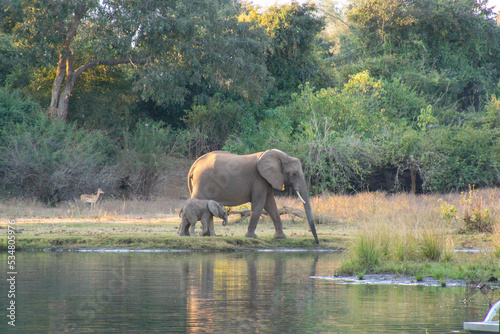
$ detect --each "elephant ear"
[208,200,220,217]
[257,149,285,190]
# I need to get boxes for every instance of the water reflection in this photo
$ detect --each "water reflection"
[181,252,331,333]
[0,251,492,333]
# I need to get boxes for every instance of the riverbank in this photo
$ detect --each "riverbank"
[1,190,499,253]
[0,216,347,251]
[1,190,499,284]
[0,216,497,252]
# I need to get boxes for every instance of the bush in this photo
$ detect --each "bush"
[0,114,116,204]
[300,134,382,194]
[285,79,388,193]
[117,120,187,198]
[183,95,255,156]
[459,186,495,234]
[421,126,500,192]
[0,88,41,140]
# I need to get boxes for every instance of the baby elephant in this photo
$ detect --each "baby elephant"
[178,198,228,236]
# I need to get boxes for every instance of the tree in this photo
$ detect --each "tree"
[10,0,272,121]
[338,0,500,112]
[346,0,415,52]
[0,1,23,88]
[241,2,328,104]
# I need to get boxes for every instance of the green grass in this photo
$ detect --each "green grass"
[0,218,347,252]
[0,234,345,252]
[339,249,500,283]
[418,229,444,261]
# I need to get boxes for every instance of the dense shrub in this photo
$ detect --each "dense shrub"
[117,120,191,198]
[459,186,495,234]
[184,96,247,156]
[300,134,382,194]
[0,114,116,204]
[226,74,500,194]
[0,88,40,139]
[420,126,500,192]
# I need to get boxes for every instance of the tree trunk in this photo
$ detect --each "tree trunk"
[46,5,153,121]
[48,54,68,119]
[410,168,417,195]
[49,57,153,121]
[56,74,77,120]
[48,5,86,120]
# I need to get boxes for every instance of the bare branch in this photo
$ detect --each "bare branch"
[73,57,154,78]
[318,8,351,30]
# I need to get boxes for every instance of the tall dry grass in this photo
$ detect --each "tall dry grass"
[0,196,185,220]
[2,188,499,250]
[312,188,500,275]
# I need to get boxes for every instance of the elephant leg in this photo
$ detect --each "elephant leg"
[207,216,216,237]
[189,221,197,236]
[264,193,286,239]
[200,217,207,236]
[246,191,266,239]
[179,217,191,236]
[201,216,215,236]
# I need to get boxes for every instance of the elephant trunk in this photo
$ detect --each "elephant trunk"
[297,189,319,244]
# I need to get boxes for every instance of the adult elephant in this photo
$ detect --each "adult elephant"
[188,149,319,244]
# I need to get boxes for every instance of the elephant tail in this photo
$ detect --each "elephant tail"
[179,204,184,218]
[187,166,194,195]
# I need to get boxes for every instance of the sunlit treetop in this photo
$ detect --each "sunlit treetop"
[8,0,273,120]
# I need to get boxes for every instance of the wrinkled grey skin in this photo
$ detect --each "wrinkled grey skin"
[188,149,319,243]
[178,198,228,236]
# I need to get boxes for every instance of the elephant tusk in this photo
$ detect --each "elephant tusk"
[297,191,306,204]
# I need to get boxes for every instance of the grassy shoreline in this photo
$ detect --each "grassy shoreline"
[1,190,499,284]
[0,217,348,252]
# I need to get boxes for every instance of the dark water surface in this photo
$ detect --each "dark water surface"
[0,251,493,333]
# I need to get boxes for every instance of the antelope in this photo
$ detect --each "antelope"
[80,188,104,208]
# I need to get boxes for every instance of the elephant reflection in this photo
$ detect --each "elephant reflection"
[180,253,321,332]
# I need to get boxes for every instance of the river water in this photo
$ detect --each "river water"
[0,251,493,333]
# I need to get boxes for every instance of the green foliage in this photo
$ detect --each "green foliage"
[340,0,500,112]
[0,31,18,87]
[123,121,180,160]
[241,2,329,105]
[302,134,381,194]
[421,126,500,192]
[0,88,40,134]
[346,0,416,52]
[0,113,115,204]
[380,77,430,123]
[261,75,388,192]
[67,66,138,130]
[117,120,190,198]
[183,95,254,156]
[3,0,500,198]
[484,96,500,129]
[8,0,273,121]
[289,72,388,137]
